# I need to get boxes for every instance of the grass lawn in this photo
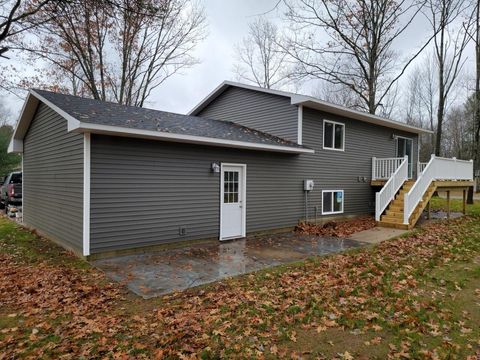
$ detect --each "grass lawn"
[1,198,480,359]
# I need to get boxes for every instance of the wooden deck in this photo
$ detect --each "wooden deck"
[377,180,474,230]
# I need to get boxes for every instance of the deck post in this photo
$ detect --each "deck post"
[427,200,431,220]
[446,190,451,219]
[372,157,376,180]
[463,189,466,215]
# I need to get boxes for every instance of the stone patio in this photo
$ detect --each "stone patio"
[93,233,367,298]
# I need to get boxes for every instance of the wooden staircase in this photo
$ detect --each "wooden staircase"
[378,180,436,230]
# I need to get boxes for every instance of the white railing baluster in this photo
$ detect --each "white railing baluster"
[372,157,406,180]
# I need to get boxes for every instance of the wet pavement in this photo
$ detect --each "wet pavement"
[417,210,463,226]
[93,233,367,298]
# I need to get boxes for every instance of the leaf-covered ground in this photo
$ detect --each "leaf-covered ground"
[295,216,376,237]
[1,197,480,359]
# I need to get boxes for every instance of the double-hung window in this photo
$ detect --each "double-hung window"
[322,190,344,215]
[323,120,345,151]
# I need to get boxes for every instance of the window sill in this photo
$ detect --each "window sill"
[322,147,345,152]
[321,211,344,215]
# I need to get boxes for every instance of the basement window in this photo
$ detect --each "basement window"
[322,190,344,215]
[323,120,345,151]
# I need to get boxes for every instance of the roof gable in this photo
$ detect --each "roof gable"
[189,81,432,135]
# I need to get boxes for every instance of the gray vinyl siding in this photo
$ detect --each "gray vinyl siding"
[197,86,298,143]
[89,106,418,253]
[23,103,83,253]
[300,107,419,216]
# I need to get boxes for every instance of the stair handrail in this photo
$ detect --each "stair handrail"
[375,155,408,221]
[403,155,474,224]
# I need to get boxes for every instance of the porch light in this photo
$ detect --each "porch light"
[211,162,220,173]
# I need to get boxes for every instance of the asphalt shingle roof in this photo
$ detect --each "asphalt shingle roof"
[33,89,308,150]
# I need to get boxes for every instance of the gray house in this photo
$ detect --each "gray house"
[10,81,436,258]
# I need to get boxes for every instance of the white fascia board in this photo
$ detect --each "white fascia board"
[30,90,81,129]
[291,96,432,135]
[8,90,82,153]
[8,138,23,153]
[70,121,315,154]
[8,92,38,153]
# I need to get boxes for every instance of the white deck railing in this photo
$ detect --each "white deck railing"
[403,156,473,224]
[417,162,428,174]
[372,157,405,180]
[375,156,408,221]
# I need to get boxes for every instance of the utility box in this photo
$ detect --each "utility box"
[304,179,314,191]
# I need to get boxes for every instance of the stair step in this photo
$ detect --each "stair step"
[381,215,404,223]
[388,205,403,211]
[386,209,403,215]
[378,221,409,230]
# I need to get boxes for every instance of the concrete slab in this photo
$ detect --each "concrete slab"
[93,233,367,298]
[347,226,408,244]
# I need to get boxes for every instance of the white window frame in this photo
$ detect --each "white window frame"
[322,190,344,215]
[323,119,345,151]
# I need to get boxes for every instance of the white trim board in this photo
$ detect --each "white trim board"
[297,105,303,145]
[83,133,91,257]
[69,122,313,154]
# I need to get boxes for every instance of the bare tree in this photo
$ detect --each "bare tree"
[282,0,432,115]
[234,18,289,89]
[0,0,55,59]
[403,56,438,158]
[15,0,207,107]
[425,0,474,156]
[313,81,361,109]
[442,104,472,159]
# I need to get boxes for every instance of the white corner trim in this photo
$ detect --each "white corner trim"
[297,105,303,145]
[83,133,91,257]
[70,121,314,154]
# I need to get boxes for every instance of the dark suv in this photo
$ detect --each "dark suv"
[1,172,22,211]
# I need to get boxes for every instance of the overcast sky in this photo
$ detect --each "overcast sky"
[2,0,475,121]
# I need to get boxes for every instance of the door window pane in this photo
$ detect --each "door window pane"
[223,171,240,204]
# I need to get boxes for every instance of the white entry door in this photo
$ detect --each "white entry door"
[220,164,246,240]
[396,137,413,178]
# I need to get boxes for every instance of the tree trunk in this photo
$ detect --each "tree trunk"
[468,0,480,204]
[435,93,444,157]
